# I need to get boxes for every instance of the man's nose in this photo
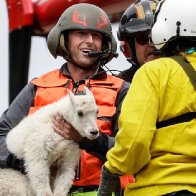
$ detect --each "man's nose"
[86,34,93,43]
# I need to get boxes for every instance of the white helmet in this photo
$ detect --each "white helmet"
[151,0,196,50]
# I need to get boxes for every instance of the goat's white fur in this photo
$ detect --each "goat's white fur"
[5,87,99,196]
[0,168,34,196]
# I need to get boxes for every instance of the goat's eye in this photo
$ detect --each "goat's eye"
[78,111,83,117]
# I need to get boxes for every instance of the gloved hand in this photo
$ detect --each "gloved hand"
[97,165,122,196]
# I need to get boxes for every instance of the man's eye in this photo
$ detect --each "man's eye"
[78,31,85,35]
[93,34,101,38]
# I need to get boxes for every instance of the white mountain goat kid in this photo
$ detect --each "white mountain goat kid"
[6,87,99,196]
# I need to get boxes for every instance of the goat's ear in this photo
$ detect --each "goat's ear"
[67,89,75,103]
[84,86,93,96]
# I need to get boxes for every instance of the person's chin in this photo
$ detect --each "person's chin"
[79,58,97,67]
[78,61,95,68]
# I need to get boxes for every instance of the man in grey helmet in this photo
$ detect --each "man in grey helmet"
[117,0,162,83]
[0,3,130,195]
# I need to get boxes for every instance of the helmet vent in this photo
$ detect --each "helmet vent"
[176,21,181,37]
[176,21,181,26]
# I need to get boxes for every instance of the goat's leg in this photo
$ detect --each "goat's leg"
[53,147,81,196]
[24,154,52,196]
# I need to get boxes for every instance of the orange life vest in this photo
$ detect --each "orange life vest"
[30,69,134,187]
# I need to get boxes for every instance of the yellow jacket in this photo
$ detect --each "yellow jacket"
[105,53,196,196]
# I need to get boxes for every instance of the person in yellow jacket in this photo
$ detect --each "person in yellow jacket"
[0,3,132,195]
[98,0,196,195]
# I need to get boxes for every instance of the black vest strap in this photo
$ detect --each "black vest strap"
[156,55,196,128]
[172,55,196,90]
[156,112,196,128]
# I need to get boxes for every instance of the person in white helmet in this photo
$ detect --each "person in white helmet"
[97,0,196,195]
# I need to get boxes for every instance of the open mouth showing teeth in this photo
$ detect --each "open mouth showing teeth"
[81,49,93,54]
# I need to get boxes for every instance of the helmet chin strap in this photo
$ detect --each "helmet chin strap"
[152,49,163,56]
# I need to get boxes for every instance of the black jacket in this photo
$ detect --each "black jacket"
[118,65,139,83]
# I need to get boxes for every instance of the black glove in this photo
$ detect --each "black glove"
[97,165,122,196]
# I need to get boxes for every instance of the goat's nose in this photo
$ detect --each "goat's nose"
[90,130,99,135]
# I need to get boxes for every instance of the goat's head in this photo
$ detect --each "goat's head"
[65,87,99,140]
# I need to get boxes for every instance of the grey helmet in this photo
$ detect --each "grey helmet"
[117,0,157,64]
[47,3,117,64]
